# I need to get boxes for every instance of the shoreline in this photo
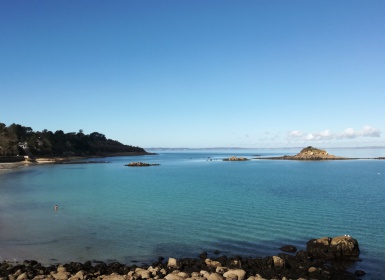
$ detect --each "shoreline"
[0,152,156,172]
[0,236,364,280]
[1,155,383,173]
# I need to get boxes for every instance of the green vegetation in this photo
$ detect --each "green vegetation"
[301,146,320,153]
[0,123,146,157]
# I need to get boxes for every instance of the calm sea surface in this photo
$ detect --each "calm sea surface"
[1,148,385,278]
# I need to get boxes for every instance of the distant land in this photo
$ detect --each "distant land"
[146,146,385,151]
[0,123,149,159]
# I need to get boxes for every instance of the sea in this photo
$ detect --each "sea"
[0,148,384,279]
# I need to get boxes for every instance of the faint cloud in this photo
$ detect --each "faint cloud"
[339,126,381,139]
[289,130,303,138]
[304,129,333,141]
[288,126,381,142]
[362,125,381,137]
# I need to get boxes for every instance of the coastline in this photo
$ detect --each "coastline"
[0,152,156,172]
[0,161,32,173]
[0,149,380,279]
[1,236,362,280]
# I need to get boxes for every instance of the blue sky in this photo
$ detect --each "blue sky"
[1,1,384,148]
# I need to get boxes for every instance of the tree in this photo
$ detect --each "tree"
[0,124,18,156]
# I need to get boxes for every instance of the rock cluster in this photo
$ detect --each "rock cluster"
[291,147,341,160]
[306,235,360,260]
[265,147,346,160]
[223,157,249,161]
[125,162,160,167]
[0,236,363,280]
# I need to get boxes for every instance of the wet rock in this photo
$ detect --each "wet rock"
[199,252,208,259]
[306,235,359,260]
[330,235,360,258]
[279,245,297,253]
[355,269,366,276]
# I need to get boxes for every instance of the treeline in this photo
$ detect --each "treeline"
[0,123,146,157]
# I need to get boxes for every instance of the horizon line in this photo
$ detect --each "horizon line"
[145,146,385,150]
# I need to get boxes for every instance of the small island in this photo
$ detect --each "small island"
[264,146,348,160]
[223,156,249,161]
[125,162,160,167]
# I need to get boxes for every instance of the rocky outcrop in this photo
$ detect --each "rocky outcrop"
[291,146,342,160]
[306,235,360,260]
[125,162,160,167]
[265,146,347,160]
[223,156,249,161]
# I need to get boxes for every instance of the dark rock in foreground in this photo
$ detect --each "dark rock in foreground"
[0,236,363,280]
[306,235,360,260]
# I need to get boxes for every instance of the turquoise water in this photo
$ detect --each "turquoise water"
[1,149,385,278]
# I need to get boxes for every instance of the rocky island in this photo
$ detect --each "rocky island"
[125,162,160,167]
[223,156,249,161]
[263,146,348,160]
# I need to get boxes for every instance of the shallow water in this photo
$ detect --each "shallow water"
[0,148,385,278]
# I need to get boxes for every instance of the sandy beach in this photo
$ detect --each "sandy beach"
[0,162,29,172]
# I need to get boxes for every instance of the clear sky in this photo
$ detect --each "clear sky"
[1,1,384,148]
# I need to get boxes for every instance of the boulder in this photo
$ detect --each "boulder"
[68,271,84,280]
[134,268,151,279]
[223,269,246,280]
[279,245,297,253]
[165,274,185,280]
[330,235,360,258]
[103,273,126,280]
[272,256,285,269]
[16,273,28,280]
[208,273,224,280]
[355,270,366,276]
[306,235,359,260]
[200,271,211,279]
[205,259,221,268]
[168,258,180,269]
[51,266,70,280]
[215,267,228,274]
